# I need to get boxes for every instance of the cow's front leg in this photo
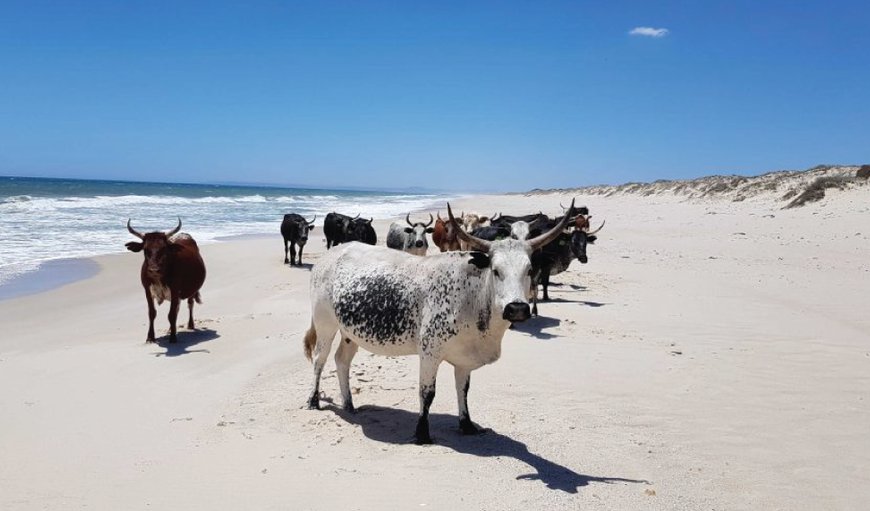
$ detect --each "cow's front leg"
[168,294,180,343]
[290,242,297,266]
[541,269,551,302]
[297,243,305,266]
[454,366,481,435]
[283,239,290,264]
[145,287,157,343]
[415,356,441,444]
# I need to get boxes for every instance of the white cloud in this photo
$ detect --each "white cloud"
[629,27,669,38]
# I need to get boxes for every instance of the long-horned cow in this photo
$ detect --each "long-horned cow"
[125,218,206,343]
[386,213,434,256]
[303,200,575,444]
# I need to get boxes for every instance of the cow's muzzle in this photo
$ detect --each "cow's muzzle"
[578,255,588,264]
[503,302,531,322]
[415,240,424,248]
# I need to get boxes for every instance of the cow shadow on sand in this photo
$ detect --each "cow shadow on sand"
[511,316,561,339]
[152,328,220,357]
[325,403,648,493]
[285,262,314,271]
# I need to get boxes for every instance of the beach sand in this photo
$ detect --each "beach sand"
[1,187,869,510]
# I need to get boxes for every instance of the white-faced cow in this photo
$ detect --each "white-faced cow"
[303,200,575,444]
[125,218,206,343]
[386,213,435,256]
[458,212,494,250]
[281,213,316,265]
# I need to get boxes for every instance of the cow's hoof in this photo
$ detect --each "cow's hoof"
[284,259,289,265]
[306,395,320,410]
[414,433,434,445]
[414,421,433,444]
[145,338,156,344]
[342,402,356,413]
[460,419,483,435]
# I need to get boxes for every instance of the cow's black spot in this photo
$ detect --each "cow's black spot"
[334,275,418,345]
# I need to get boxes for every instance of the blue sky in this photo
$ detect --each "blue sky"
[1,1,868,192]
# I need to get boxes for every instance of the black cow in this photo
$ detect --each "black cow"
[323,212,360,249]
[281,213,316,265]
[346,217,377,245]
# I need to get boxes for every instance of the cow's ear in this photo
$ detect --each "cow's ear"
[125,242,143,252]
[309,225,316,231]
[404,227,414,234]
[425,227,434,234]
[468,251,490,269]
[587,235,597,244]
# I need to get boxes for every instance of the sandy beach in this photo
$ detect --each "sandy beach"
[1,184,869,510]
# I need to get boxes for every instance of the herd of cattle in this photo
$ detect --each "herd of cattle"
[281,203,604,315]
[125,199,604,443]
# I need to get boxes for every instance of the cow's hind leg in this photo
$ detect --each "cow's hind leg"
[186,297,196,330]
[454,366,481,435]
[415,356,441,444]
[334,337,359,412]
[290,241,297,266]
[305,320,338,410]
[283,238,290,264]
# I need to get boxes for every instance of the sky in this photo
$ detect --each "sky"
[1,1,868,192]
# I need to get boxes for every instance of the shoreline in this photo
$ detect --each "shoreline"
[0,196,469,303]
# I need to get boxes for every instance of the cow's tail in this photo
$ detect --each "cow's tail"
[194,291,203,304]
[303,320,317,362]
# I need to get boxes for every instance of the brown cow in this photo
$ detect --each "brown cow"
[432,212,462,252]
[125,218,207,343]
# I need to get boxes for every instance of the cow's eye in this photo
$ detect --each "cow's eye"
[493,269,500,278]
[527,268,533,276]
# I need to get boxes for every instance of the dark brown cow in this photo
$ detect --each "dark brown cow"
[125,218,207,343]
[432,212,462,252]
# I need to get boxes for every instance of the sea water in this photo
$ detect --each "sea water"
[0,176,458,292]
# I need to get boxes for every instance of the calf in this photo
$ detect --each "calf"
[125,218,206,343]
[281,213,316,265]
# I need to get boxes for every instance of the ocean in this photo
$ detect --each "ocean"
[0,176,458,296]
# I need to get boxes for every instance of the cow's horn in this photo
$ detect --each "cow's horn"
[127,219,144,240]
[353,213,360,220]
[491,212,501,222]
[448,203,490,252]
[367,217,373,223]
[307,215,316,225]
[587,219,606,236]
[528,199,574,251]
[425,213,434,227]
[165,217,182,237]
[437,211,442,221]
[406,213,414,227]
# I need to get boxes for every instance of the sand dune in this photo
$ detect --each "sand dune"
[524,164,870,209]
[1,184,869,510]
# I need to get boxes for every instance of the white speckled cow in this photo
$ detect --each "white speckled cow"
[386,213,435,256]
[303,200,575,444]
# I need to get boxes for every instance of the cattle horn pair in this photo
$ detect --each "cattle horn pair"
[406,213,434,227]
[447,199,575,252]
[127,217,181,239]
